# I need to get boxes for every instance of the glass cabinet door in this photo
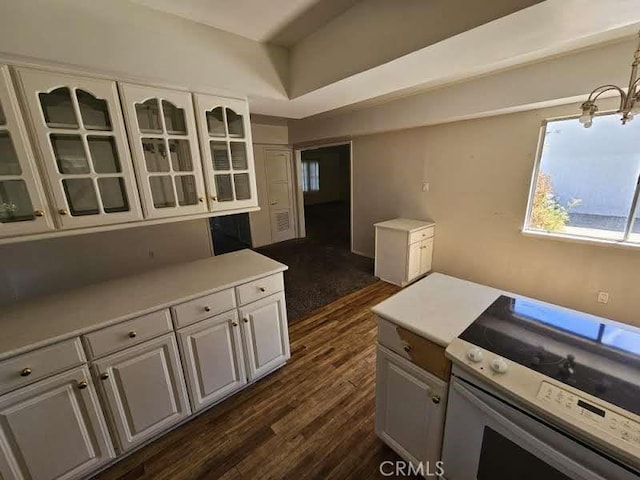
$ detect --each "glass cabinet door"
[0,65,53,238]
[119,84,207,219]
[16,68,142,228]
[193,94,258,212]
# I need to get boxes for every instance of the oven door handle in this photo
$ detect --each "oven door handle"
[453,381,608,480]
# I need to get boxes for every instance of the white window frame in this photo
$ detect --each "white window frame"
[302,159,319,193]
[523,112,640,249]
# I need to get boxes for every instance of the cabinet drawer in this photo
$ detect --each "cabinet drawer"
[83,309,173,359]
[0,338,85,395]
[236,274,284,306]
[172,288,236,328]
[377,317,451,381]
[408,226,434,245]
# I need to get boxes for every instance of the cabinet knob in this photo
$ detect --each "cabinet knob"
[204,306,211,312]
[100,373,109,380]
[20,367,32,377]
[403,344,412,353]
[198,196,205,203]
[232,322,238,327]
[128,331,137,338]
[33,210,45,217]
[258,287,266,293]
[432,395,441,405]
[243,317,249,323]
[78,381,88,390]
[211,196,217,202]
[58,208,68,216]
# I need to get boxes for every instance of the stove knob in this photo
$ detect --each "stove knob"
[466,348,483,363]
[490,357,509,374]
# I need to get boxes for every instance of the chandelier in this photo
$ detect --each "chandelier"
[579,31,640,128]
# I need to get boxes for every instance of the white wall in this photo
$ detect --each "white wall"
[0,0,288,101]
[0,220,212,305]
[351,99,640,327]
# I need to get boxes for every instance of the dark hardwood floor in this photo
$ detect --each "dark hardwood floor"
[92,281,420,480]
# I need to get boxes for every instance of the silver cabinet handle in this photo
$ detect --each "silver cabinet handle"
[128,331,137,338]
[78,381,88,390]
[100,373,109,380]
[20,368,32,377]
[432,395,441,405]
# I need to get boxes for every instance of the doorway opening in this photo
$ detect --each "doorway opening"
[299,144,351,250]
[210,213,252,255]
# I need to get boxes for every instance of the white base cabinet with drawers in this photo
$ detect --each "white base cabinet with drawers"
[0,251,289,480]
[374,218,435,287]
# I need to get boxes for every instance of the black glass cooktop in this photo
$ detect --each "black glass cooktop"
[460,295,640,416]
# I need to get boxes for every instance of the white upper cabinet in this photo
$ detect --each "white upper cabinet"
[0,66,53,237]
[15,68,142,229]
[119,84,207,219]
[193,94,257,212]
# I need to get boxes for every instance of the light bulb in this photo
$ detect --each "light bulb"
[579,113,592,125]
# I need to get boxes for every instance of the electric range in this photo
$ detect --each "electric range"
[444,294,640,479]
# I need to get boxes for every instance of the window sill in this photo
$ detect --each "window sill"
[521,229,640,251]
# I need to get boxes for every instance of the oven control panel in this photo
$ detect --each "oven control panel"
[538,382,640,447]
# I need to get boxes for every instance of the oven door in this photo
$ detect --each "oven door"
[441,376,638,480]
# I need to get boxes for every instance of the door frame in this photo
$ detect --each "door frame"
[293,141,354,253]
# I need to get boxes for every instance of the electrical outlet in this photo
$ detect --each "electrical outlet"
[422,182,430,192]
[597,291,609,304]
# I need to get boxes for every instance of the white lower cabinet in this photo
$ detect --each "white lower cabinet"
[177,310,247,412]
[0,366,115,480]
[239,292,290,380]
[93,334,190,452]
[375,345,446,469]
[0,262,289,480]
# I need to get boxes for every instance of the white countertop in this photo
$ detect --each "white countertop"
[373,218,435,232]
[371,273,502,347]
[0,250,287,360]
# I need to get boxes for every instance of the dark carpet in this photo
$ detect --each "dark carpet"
[256,201,376,323]
[256,238,376,323]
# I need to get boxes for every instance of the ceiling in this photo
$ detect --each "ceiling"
[127,0,640,119]
[129,0,359,46]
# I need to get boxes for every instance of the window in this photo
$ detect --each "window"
[302,160,319,193]
[524,113,640,244]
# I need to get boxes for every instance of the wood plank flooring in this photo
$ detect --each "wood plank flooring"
[93,281,419,480]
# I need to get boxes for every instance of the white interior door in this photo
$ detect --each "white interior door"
[265,148,295,243]
[177,310,247,412]
[239,292,290,380]
[193,94,257,212]
[0,367,115,480]
[0,65,53,238]
[16,68,142,229]
[119,83,207,219]
[93,334,190,452]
